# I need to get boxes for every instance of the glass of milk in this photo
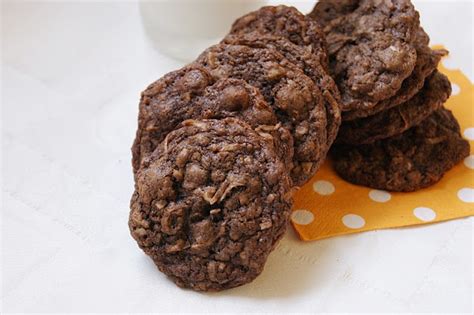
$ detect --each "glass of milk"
[140,0,267,62]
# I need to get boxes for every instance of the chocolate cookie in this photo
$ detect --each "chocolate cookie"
[195,43,328,186]
[229,5,328,66]
[342,28,447,121]
[129,118,293,291]
[331,108,470,192]
[309,0,420,111]
[132,66,293,174]
[222,33,342,152]
[337,71,451,145]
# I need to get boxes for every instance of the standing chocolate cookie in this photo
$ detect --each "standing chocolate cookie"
[229,5,328,66]
[132,66,293,174]
[195,43,327,186]
[331,108,470,192]
[222,33,341,153]
[337,71,451,145]
[342,29,447,121]
[309,0,420,111]
[129,118,293,291]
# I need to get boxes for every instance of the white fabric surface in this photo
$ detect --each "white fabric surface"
[1,0,472,313]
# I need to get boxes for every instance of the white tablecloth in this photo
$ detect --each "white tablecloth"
[2,1,472,313]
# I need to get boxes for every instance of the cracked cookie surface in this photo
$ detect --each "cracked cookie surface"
[130,118,293,291]
[342,28,446,121]
[309,0,420,111]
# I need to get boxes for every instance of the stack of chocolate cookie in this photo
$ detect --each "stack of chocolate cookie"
[129,6,341,291]
[309,0,470,192]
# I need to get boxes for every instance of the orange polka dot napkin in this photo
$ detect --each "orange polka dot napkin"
[291,57,474,241]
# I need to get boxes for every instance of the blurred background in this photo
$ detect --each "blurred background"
[2,1,473,313]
